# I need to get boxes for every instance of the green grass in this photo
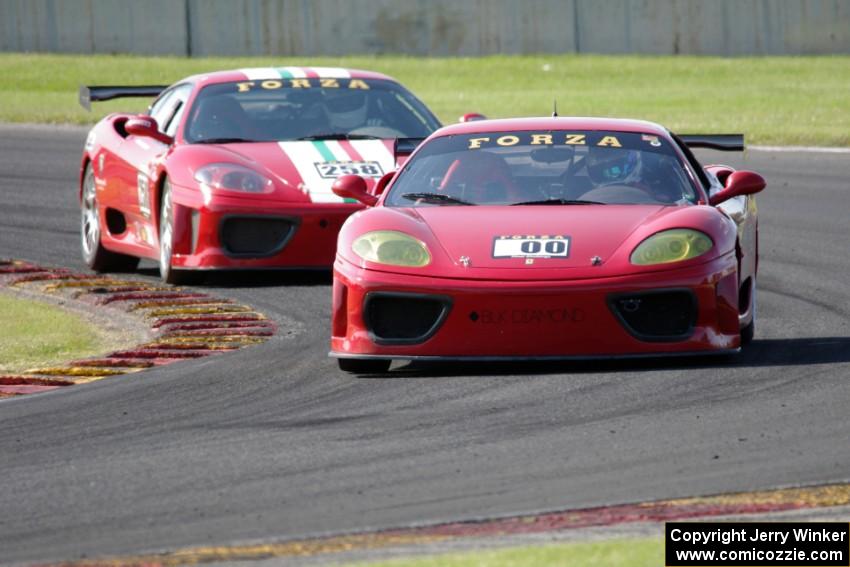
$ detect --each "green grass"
[352,538,662,567]
[1,52,848,145]
[0,292,110,373]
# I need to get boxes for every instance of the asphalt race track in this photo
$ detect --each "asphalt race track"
[0,124,849,564]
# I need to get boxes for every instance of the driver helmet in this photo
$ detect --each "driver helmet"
[190,95,247,140]
[324,90,368,130]
[586,146,642,185]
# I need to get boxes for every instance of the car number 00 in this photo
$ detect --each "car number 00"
[493,236,570,258]
[520,240,566,255]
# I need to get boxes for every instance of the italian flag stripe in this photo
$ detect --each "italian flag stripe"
[350,139,396,171]
[322,140,354,161]
[277,139,394,204]
[279,67,307,78]
[338,140,365,161]
[278,141,340,203]
[320,141,360,203]
[315,141,364,203]
[312,140,337,162]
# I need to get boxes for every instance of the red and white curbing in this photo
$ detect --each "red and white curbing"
[0,259,276,398]
[29,482,850,566]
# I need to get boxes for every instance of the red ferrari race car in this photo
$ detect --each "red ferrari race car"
[77,67,444,283]
[329,117,766,373]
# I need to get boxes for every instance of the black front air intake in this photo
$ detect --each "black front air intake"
[219,216,297,257]
[363,292,451,345]
[609,289,697,342]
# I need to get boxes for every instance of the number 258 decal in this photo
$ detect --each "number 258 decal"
[492,235,571,258]
[315,161,385,179]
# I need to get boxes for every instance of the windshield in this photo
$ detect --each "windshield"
[385,131,700,207]
[185,79,440,143]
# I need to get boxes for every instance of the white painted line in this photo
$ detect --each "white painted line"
[750,145,850,154]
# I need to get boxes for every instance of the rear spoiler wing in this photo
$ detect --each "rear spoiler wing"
[677,134,745,152]
[78,85,168,111]
[391,135,744,156]
[393,137,426,160]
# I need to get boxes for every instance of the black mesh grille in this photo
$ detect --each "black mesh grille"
[610,290,697,341]
[220,217,295,256]
[364,294,449,344]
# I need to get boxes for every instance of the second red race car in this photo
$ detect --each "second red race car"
[329,117,766,373]
[78,66,444,283]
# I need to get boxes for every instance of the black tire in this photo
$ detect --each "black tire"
[740,319,755,345]
[158,179,198,285]
[740,279,757,345]
[337,358,392,374]
[80,163,140,273]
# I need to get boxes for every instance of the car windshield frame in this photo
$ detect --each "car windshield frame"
[384,130,703,208]
[183,78,441,144]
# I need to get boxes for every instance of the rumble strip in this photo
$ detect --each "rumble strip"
[24,483,850,566]
[0,259,275,398]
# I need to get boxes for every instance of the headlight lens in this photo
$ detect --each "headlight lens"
[352,230,431,267]
[194,163,274,193]
[631,229,713,265]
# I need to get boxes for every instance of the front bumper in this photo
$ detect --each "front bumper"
[330,253,741,359]
[169,187,360,269]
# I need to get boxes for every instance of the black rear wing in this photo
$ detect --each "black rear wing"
[393,137,426,160]
[392,135,743,155]
[78,85,168,111]
[677,134,744,152]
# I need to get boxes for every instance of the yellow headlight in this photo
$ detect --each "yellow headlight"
[630,229,713,265]
[352,230,431,267]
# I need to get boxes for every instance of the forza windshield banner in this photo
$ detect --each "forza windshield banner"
[665,522,849,566]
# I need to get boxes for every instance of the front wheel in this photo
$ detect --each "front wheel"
[337,358,392,374]
[158,179,197,285]
[740,279,756,345]
[80,163,139,272]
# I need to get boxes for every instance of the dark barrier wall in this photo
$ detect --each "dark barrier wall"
[2,0,849,56]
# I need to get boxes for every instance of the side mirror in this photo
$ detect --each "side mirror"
[709,170,766,206]
[125,116,173,145]
[373,171,396,197]
[459,113,487,123]
[704,164,734,187]
[332,175,378,206]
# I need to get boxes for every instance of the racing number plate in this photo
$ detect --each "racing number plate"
[315,161,385,179]
[492,235,571,258]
